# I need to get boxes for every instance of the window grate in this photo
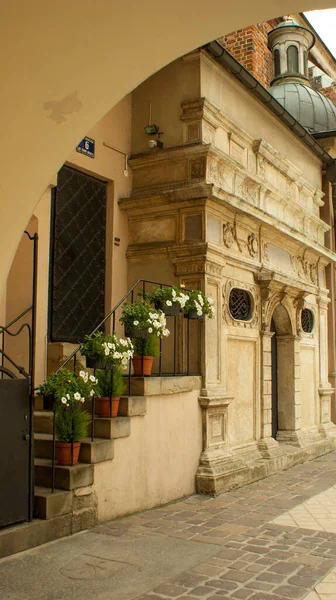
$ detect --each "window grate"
[301,308,314,333]
[229,289,252,321]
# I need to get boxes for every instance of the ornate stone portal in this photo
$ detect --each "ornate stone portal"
[120,47,336,494]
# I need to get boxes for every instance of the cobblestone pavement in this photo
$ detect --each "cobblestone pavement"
[92,452,336,600]
[2,451,336,600]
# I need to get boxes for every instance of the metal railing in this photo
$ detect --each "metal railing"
[49,279,202,491]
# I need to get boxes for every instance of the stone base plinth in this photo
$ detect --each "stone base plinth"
[196,433,336,495]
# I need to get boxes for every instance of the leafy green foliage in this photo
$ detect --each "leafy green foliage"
[80,331,134,368]
[38,368,97,404]
[55,406,90,443]
[96,368,125,397]
[132,334,160,357]
[120,301,170,338]
[183,290,215,318]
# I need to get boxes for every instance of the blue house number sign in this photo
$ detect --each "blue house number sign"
[76,137,95,158]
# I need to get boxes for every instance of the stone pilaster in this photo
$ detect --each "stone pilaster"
[258,331,282,458]
[317,293,336,436]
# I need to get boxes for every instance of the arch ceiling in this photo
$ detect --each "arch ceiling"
[1,0,335,291]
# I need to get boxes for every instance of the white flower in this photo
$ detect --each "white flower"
[148,327,153,333]
[61,397,67,404]
[113,352,122,359]
[89,374,96,382]
[108,342,113,349]
[74,392,81,401]
[153,321,161,329]
[207,297,214,305]
[104,347,110,356]
[149,313,159,320]
[163,328,170,337]
[198,294,204,306]
[80,397,85,403]
[180,284,185,288]
[172,289,176,298]
[90,389,95,397]
[133,320,139,326]
[79,370,85,378]
[166,300,172,306]
[197,310,203,317]
[66,394,70,400]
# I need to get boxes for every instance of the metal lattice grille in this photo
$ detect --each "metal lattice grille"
[51,166,106,343]
[301,308,314,333]
[229,288,252,321]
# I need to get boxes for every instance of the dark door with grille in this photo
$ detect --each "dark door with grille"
[50,166,106,342]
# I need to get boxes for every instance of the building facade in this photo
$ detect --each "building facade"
[2,14,336,553]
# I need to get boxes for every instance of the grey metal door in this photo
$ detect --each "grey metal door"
[0,378,30,527]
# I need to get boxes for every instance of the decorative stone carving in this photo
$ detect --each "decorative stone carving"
[296,300,316,339]
[247,233,259,258]
[261,241,269,262]
[190,158,206,179]
[222,279,259,328]
[223,222,235,248]
[290,252,319,285]
[186,123,200,143]
[173,258,223,278]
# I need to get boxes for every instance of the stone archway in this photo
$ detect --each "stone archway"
[0,0,335,293]
[270,304,296,441]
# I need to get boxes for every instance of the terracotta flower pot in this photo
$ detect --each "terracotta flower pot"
[56,441,81,466]
[132,356,153,376]
[96,396,120,418]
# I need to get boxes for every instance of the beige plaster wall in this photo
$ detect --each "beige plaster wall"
[2,97,132,382]
[200,55,322,188]
[94,388,202,522]
[132,56,200,155]
[66,95,132,310]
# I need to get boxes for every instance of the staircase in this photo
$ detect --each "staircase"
[0,392,147,558]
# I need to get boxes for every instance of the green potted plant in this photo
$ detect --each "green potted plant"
[38,369,97,465]
[95,367,125,417]
[148,286,190,317]
[80,331,134,370]
[183,290,215,320]
[120,300,170,339]
[132,334,160,376]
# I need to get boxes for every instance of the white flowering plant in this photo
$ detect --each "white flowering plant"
[183,290,215,318]
[120,301,170,339]
[147,286,190,311]
[80,331,134,369]
[38,368,98,406]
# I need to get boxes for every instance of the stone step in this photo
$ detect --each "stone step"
[0,508,97,559]
[34,410,53,434]
[35,458,93,490]
[34,486,72,520]
[34,411,131,440]
[119,395,147,417]
[34,433,114,463]
[90,416,131,439]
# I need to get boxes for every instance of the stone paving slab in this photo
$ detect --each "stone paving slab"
[2,452,336,599]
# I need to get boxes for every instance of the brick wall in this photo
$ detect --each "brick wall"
[219,19,281,88]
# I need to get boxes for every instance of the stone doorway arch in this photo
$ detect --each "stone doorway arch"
[270,304,295,441]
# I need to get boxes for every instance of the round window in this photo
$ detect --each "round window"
[301,308,314,333]
[229,288,252,321]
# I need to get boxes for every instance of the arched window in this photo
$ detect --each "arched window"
[287,45,299,74]
[274,49,281,77]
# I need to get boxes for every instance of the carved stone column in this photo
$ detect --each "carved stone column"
[317,293,336,435]
[196,394,234,494]
[258,331,282,458]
